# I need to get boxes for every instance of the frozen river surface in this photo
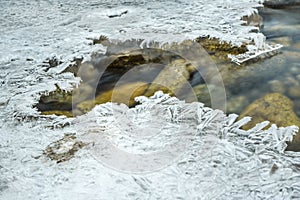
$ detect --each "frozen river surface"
[1,0,300,199]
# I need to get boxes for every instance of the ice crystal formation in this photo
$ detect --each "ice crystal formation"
[1,0,300,199]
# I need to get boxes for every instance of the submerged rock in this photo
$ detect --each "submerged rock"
[268,79,286,94]
[239,93,300,151]
[239,93,300,129]
[144,59,191,97]
[186,84,226,109]
[293,99,300,118]
[288,85,300,99]
[41,110,73,118]
[38,41,210,116]
[186,84,210,105]
[76,82,149,113]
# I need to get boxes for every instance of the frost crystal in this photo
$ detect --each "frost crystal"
[71,91,300,199]
[228,33,283,65]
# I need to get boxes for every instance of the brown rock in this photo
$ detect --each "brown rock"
[268,80,286,94]
[76,82,149,113]
[288,85,300,99]
[239,93,300,151]
[144,59,190,97]
[239,93,300,129]
[41,110,73,118]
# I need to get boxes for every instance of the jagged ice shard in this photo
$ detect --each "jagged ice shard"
[1,0,300,199]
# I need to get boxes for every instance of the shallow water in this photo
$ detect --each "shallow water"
[194,6,300,115]
[232,6,300,114]
[36,6,300,118]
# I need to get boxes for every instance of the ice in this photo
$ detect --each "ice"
[1,0,300,199]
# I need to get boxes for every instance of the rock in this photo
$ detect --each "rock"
[144,59,190,97]
[268,80,286,94]
[239,93,300,130]
[41,110,73,118]
[283,76,298,87]
[39,85,72,105]
[36,87,72,112]
[38,83,94,113]
[239,93,300,151]
[105,52,146,69]
[288,85,300,99]
[195,37,247,55]
[286,134,300,151]
[293,99,300,116]
[186,84,226,109]
[290,65,300,75]
[103,81,149,106]
[95,48,180,70]
[44,133,86,163]
[76,82,149,113]
[186,84,210,105]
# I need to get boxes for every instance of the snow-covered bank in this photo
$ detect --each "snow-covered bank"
[1,0,300,199]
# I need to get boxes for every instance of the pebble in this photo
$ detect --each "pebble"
[269,80,286,94]
[290,66,300,75]
[288,85,300,99]
[284,77,298,87]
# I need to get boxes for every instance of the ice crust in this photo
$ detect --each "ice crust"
[1,0,300,199]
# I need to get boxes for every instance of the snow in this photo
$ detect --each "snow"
[1,0,300,199]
